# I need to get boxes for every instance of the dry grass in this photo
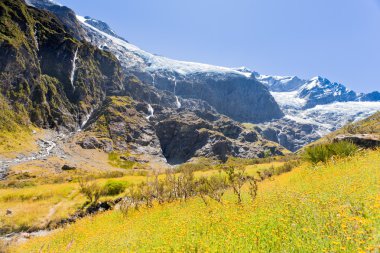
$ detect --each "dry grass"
[0,128,39,159]
[11,149,380,252]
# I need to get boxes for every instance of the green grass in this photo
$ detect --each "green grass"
[108,152,138,170]
[13,149,380,252]
[303,141,358,164]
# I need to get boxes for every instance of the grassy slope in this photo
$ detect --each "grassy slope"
[0,95,38,158]
[0,162,285,235]
[13,149,380,253]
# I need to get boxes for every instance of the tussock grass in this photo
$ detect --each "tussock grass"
[13,149,380,252]
[303,141,358,164]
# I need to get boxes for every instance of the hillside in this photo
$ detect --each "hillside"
[10,149,380,252]
[310,111,380,146]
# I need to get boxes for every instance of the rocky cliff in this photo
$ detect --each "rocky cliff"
[0,0,124,131]
[0,0,287,164]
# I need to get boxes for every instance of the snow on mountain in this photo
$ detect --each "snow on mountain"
[77,16,251,79]
[77,12,380,147]
[76,15,284,123]
[254,73,305,92]
[285,101,380,136]
[255,72,380,150]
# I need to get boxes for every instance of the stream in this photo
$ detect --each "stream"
[0,132,67,180]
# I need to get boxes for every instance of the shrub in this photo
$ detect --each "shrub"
[78,178,104,204]
[224,166,248,204]
[303,141,358,164]
[102,181,128,196]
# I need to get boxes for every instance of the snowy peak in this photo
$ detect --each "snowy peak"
[25,0,61,7]
[82,16,128,42]
[254,73,305,92]
[298,76,357,108]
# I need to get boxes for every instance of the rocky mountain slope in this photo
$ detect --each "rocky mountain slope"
[0,0,125,131]
[0,0,287,166]
[74,15,284,123]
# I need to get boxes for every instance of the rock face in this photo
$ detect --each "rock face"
[257,118,321,152]
[333,134,380,148]
[77,96,286,164]
[0,0,124,131]
[154,109,281,164]
[72,16,283,123]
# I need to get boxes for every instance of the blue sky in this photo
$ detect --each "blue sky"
[59,0,380,92]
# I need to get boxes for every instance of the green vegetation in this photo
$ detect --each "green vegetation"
[108,152,139,170]
[102,180,128,196]
[13,149,380,252]
[303,141,358,164]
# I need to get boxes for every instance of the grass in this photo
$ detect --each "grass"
[0,159,285,238]
[303,141,358,164]
[0,183,82,234]
[0,129,38,159]
[12,149,380,252]
[108,152,138,170]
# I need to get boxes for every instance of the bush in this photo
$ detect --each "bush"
[102,181,128,196]
[78,178,104,204]
[303,141,358,164]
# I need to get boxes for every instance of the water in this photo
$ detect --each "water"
[146,104,154,120]
[79,109,94,130]
[70,48,79,91]
[34,25,39,51]
[175,96,181,109]
[151,74,155,87]
[172,77,181,109]
[276,126,286,145]
[0,139,58,180]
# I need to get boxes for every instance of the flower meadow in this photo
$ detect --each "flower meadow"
[13,149,380,252]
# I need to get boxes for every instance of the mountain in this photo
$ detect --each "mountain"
[73,15,284,123]
[254,73,380,151]
[0,0,287,165]
[2,0,379,158]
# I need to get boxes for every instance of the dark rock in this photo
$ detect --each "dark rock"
[77,137,113,152]
[333,134,380,148]
[62,165,76,171]
[86,201,113,214]
[258,118,321,152]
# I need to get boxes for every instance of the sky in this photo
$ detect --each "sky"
[58,0,380,93]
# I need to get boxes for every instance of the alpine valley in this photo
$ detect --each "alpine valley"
[1,0,380,251]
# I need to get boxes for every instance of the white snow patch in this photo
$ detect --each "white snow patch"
[271,91,307,110]
[284,102,380,136]
[76,15,252,78]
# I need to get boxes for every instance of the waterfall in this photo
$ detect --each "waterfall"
[175,96,181,109]
[172,76,181,108]
[277,126,285,145]
[146,104,154,121]
[34,25,39,51]
[79,109,93,131]
[151,74,155,87]
[173,77,177,94]
[70,48,79,91]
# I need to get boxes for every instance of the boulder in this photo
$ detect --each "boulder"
[62,165,76,171]
[333,134,380,148]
